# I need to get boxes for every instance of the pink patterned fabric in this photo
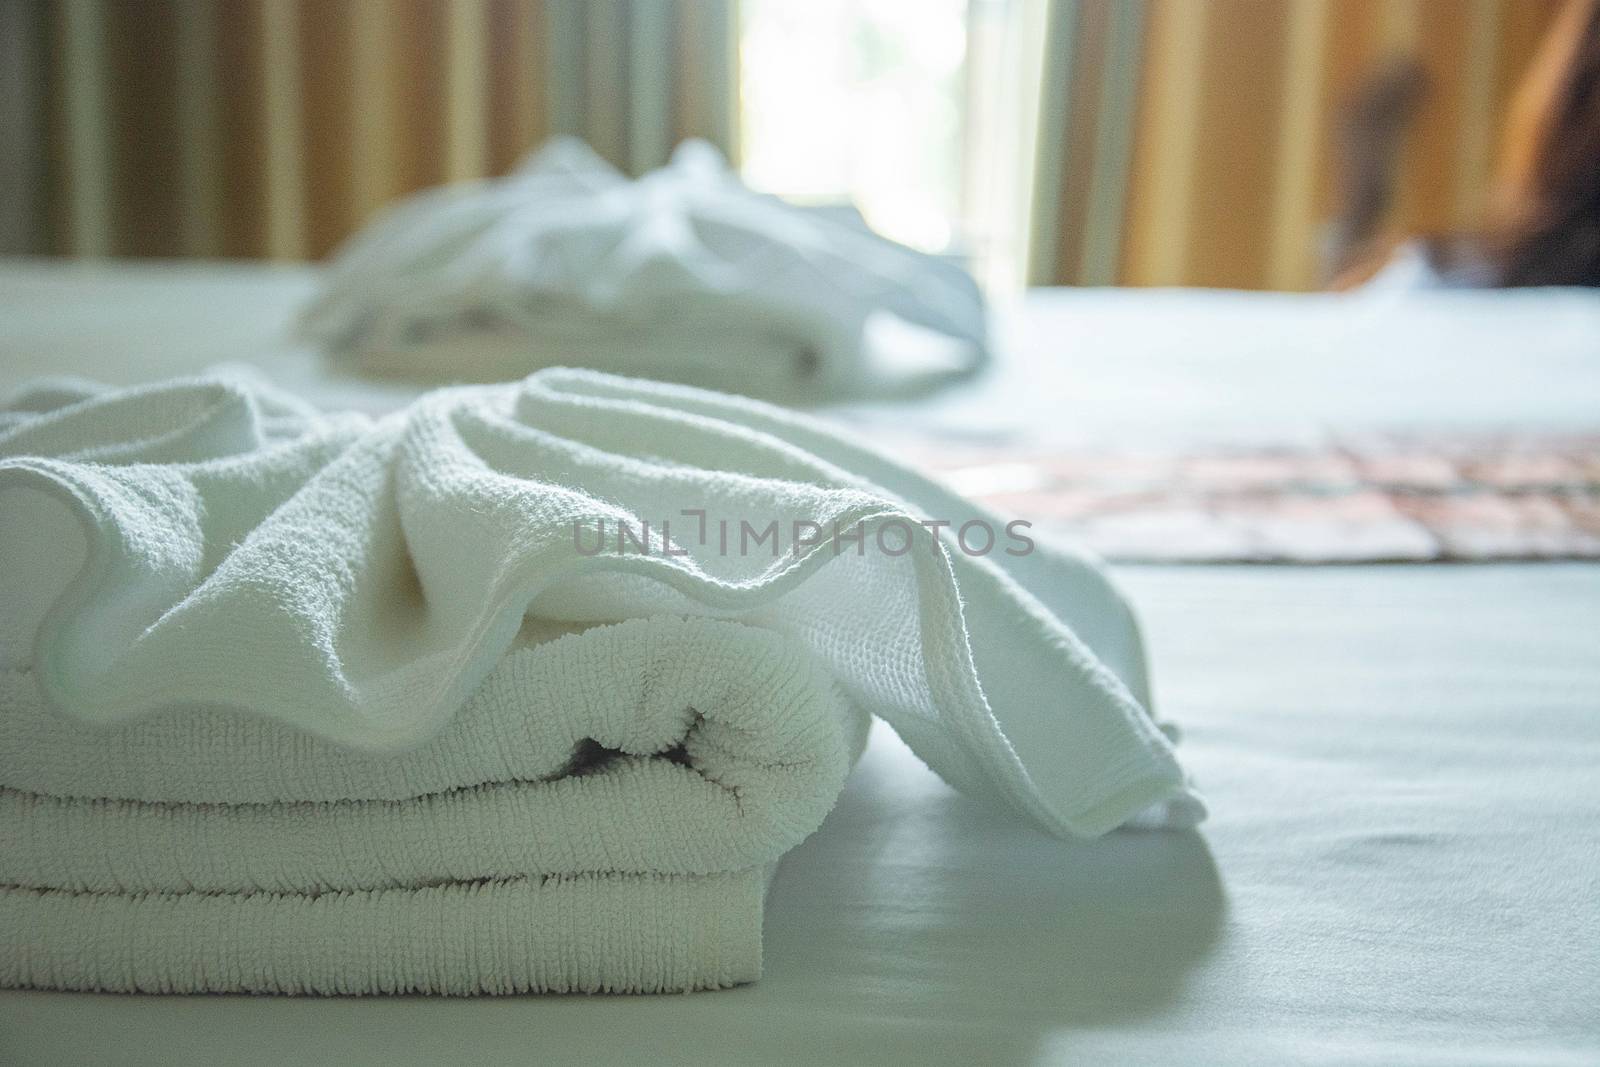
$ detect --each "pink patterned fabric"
[907,433,1600,563]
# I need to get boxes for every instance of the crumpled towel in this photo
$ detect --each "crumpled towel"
[0,368,1201,995]
[297,138,990,400]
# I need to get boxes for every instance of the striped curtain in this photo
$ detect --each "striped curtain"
[5,0,735,262]
[7,0,1563,291]
[1032,0,1562,289]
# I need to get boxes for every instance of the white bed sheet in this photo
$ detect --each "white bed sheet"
[5,259,1600,439]
[838,284,1600,444]
[1,261,1597,1065]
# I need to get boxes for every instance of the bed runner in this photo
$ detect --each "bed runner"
[908,432,1600,564]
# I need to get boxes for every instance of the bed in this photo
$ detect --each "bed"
[1,261,1597,1066]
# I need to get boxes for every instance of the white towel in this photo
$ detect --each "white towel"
[298,139,990,400]
[0,368,1202,995]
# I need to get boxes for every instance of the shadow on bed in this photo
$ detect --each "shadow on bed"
[751,723,1226,1063]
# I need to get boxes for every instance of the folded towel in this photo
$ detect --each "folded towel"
[298,138,990,400]
[0,368,1202,995]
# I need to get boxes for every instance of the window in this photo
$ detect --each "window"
[739,0,1048,292]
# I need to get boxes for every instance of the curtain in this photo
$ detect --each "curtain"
[547,0,735,177]
[1031,0,1563,289]
[1027,0,1145,287]
[7,0,736,261]
[12,0,1564,289]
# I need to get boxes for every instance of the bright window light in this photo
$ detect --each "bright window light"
[739,0,1044,291]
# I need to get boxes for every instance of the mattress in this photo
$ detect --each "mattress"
[1,261,1597,1065]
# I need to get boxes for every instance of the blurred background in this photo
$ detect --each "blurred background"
[0,0,1564,291]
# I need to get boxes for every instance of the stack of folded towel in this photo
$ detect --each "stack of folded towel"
[298,139,990,400]
[0,368,1201,995]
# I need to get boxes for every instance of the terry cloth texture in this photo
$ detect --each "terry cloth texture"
[297,138,989,400]
[0,368,1201,995]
